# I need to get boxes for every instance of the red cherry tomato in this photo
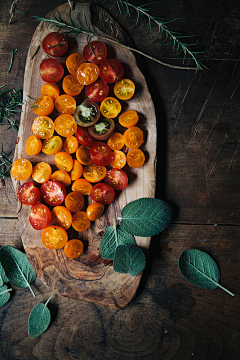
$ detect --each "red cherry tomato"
[29,203,52,230]
[85,79,109,102]
[17,181,41,206]
[90,183,115,205]
[83,41,107,64]
[75,126,97,146]
[39,58,64,83]
[90,142,113,166]
[40,181,66,206]
[42,32,68,57]
[105,169,128,190]
[99,59,124,83]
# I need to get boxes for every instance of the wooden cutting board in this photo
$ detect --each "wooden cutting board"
[12,2,157,309]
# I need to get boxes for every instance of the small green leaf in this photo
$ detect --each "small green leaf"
[0,261,9,286]
[100,226,136,260]
[113,245,146,276]
[28,303,51,338]
[0,285,12,307]
[119,198,173,237]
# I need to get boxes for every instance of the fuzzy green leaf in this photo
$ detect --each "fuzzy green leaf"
[100,226,136,260]
[28,303,51,338]
[0,246,36,296]
[0,261,9,286]
[113,245,146,276]
[119,198,173,237]
[0,285,12,307]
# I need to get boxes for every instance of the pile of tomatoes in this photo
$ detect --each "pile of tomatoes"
[11,33,146,259]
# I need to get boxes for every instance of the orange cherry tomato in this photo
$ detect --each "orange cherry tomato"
[52,206,72,230]
[100,97,121,118]
[54,152,73,172]
[107,132,124,150]
[41,83,60,101]
[55,94,76,114]
[32,116,54,139]
[83,164,107,183]
[114,79,135,100]
[76,145,92,165]
[110,150,127,169]
[126,149,145,168]
[119,110,139,128]
[65,191,84,212]
[86,203,104,221]
[32,162,52,183]
[11,159,32,181]
[54,114,77,137]
[51,170,71,187]
[66,53,86,75]
[63,136,79,154]
[62,75,84,96]
[72,211,91,231]
[77,63,99,85]
[33,96,54,116]
[72,178,92,195]
[41,225,68,249]
[25,135,42,156]
[64,239,84,259]
[123,126,144,149]
[70,160,83,180]
[42,136,63,155]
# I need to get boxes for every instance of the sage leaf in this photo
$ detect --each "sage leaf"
[0,261,9,286]
[179,249,234,296]
[119,198,173,237]
[0,285,12,307]
[0,246,36,297]
[113,245,146,276]
[100,226,136,260]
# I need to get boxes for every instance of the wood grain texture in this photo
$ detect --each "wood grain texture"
[12,2,157,308]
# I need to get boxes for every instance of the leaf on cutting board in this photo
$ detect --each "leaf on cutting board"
[0,261,9,286]
[113,245,146,276]
[178,249,234,296]
[119,198,173,237]
[0,246,36,297]
[0,285,12,307]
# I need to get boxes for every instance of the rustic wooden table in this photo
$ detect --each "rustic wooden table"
[0,0,239,359]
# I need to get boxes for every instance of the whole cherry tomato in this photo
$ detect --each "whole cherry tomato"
[17,181,40,206]
[83,41,107,64]
[42,32,68,57]
[29,203,52,230]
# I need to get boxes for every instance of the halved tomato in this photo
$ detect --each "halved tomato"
[54,152,73,172]
[88,118,115,140]
[41,83,60,101]
[17,181,40,206]
[39,58,64,83]
[75,126,97,146]
[64,239,84,258]
[70,160,83,180]
[42,32,68,57]
[86,203,104,221]
[65,191,84,212]
[32,162,52,184]
[32,116,54,140]
[85,79,109,102]
[62,75,84,96]
[63,136,79,154]
[25,135,42,156]
[40,181,66,206]
[76,145,92,165]
[105,169,128,190]
[90,183,115,205]
[29,203,52,230]
[41,225,68,249]
[42,136,63,155]
[11,159,32,181]
[72,178,92,195]
[114,79,135,100]
[66,53,86,75]
[107,133,124,150]
[52,206,72,230]
[100,97,121,118]
[123,127,144,149]
[73,99,100,127]
[55,95,76,115]
[99,58,124,83]
[83,41,107,64]
[54,114,77,137]
[72,211,91,231]
[118,110,139,128]
[76,63,99,85]
[90,142,113,166]
[33,96,54,116]
[50,170,71,187]
[83,164,107,183]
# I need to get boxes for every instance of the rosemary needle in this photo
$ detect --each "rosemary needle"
[31,45,40,60]
[7,48,18,73]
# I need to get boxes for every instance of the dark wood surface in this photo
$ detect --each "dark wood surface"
[0,0,239,359]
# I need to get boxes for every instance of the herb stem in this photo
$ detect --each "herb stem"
[16,262,36,297]
[31,45,40,60]
[113,217,118,246]
[7,49,18,73]
[45,292,55,307]
[217,284,234,297]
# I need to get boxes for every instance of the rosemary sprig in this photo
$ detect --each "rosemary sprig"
[0,144,13,179]
[0,86,23,132]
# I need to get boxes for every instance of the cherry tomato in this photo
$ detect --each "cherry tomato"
[25,135,42,156]
[126,149,145,168]
[110,150,127,169]
[85,79,109,102]
[32,96,54,116]
[54,114,77,137]
[73,99,100,127]
[62,75,84,96]
[29,203,52,230]
[41,83,60,101]
[90,142,113,166]
[90,183,115,205]
[51,170,71,187]
[66,53,86,75]
[105,169,128,190]
[76,145,92,165]
[55,95,76,115]
[83,41,107,64]
[32,116,54,139]
[65,191,84,212]
[72,211,91,231]
[75,126,97,146]
[72,178,92,195]
[100,97,121,118]
[119,110,139,128]
[54,152,73,172]
[32,162,52,184]
[123,127,144,149]
[11,159,32,181]
[39,58,64,83]
[40,181,66,206]
[41,225,68,249]
[42,32,68,57]
[83,164,107,183]
[64,239,84,258]
[42,136,63,155]
[114,79,135,100]
[70,160,83,181]
[107,132,124,150]
[88,118,115,140]
[17,181,40,206]
[99,58,124,83]
[63,136,79,154]
[86,203,104,221]
[52,206,72,230]
[77,63,99,85]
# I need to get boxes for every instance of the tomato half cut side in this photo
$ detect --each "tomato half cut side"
[114,79,135,100]
[88,118,115,140]
[72,178,92,195]
[33,96,54,116]
[42,136,63,155]
[123,127,144,149]
[32,162,52,184]
[65,191,84,212]
[41,226,68,249]
[41,83,60,101]
[62,75,84,96]
[83,164,107,183]
[90,142,113,166]
[17,181,40,206]
[39,58,64,83]
[51,170,71,187]
[118,110,139,128]
[64,239,84,259]
[73,99,100,127]
[42,32,68,57]
[72,211,91,231]
[66,53,86,75]
[86,203,104,221]
[25,135,42,156]
[105,169,128,190]
[32,116,54,140]
[54,152,73,172]
[54,114,77,137]
[40,181,66,206]
[99,58,124,83]
[100,97,121,118]
[90,183,115,205]
[126,149,145,168]
[76,63,99,85]
[85,80,109,102]
[52,206,72,230]
[29,203,52,230]
[11,159,32,181]
[83,41,107,64]
[55,95,76,115]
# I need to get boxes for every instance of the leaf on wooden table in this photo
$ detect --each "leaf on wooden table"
[119,198,173,237]
[0,285,12,307]
[113,245,146,276]
[0,261,9,286]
